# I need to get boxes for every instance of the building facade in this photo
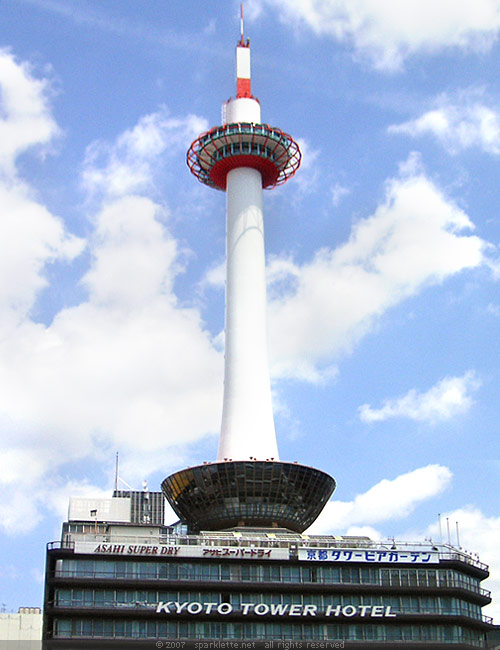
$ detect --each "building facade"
[43,522,493,648]
[112,490,165,526]
[1,606,42,649]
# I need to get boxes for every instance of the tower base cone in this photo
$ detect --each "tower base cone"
[162,460,335,533]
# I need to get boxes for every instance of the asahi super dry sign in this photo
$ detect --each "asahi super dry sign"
[73,541,288,560]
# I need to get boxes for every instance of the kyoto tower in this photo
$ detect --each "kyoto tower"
[162,7,335,533]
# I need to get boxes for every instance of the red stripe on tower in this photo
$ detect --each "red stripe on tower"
[236,77,251,98]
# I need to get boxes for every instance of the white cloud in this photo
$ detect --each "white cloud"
[359,371,481,423]
[0,50,84,327]
[245,0,264,22]
[310,464,452,534]
[292,137,320,194]
[0,450,113,533]
[0,195,223,532]
[82,197,177,306]
[0,49,59,177]
[0,52,223,533]
[331,182,350,206]
[82,108,208,198]
[487,303,500,317]
[0,183,84,325]
[488,258,500,281]
[0,201,222,532]
[261,0,500,70]
[267,256,301,302]
[390,91,500,154]
[268,161,486,382]
[200,261,226,291]
[0,55,83,499]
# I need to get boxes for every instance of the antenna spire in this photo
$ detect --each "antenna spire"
[114,451,119,493]
[240,3,244,46]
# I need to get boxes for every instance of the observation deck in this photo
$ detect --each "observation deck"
[187,122,301,191]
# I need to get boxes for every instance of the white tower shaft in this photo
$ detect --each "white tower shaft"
[218,166,279,461]
[217,43,279,462]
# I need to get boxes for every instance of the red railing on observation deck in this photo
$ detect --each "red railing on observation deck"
[187,122,301,191]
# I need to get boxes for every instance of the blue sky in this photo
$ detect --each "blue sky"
[1,0,500,619]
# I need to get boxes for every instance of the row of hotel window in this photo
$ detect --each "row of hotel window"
[52,588,483,620]
[51,619,486,644]
[55,559,483,592]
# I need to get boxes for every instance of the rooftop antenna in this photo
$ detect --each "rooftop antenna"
[114,452,119,493]
[142,479,151,524]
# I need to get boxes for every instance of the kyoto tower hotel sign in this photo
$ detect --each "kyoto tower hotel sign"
[162,9,335,533]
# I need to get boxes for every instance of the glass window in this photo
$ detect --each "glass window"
[417,570,428,586]
[81,619,92,636]
[440,596,452,613]
[408,569,418,586]
[81,590,92,607]
[54,559,65,577]
[78,560,94,577]
[94,590,105,606]
[55,589,70,606]
[115,560,130,578]
[114,620,125,637]
[198,563,210,579]
[386,626,402,641]
[132,620,147,638]
[54,619,71,637]
[209,564,221,579]
[138,562,156,579]
[427,570,437,586]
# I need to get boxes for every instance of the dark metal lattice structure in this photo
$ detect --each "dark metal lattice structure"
[187,122,301,191]
[162,461,335,533]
